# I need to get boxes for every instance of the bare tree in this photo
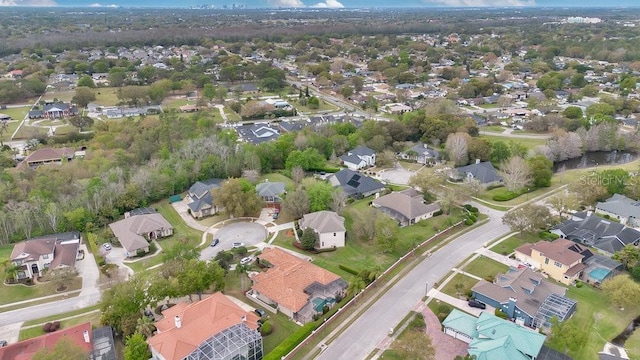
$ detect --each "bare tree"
[44,202,60,232]
[445,132,471,166]
[291,166,305,185]
[546,192,579,220]
[503,204,553,234]
[330,188,348,214]
[462,178,483,197]
[350,207,378,241]
[499,156,532,192]
[282,187,310,220]
[242,169,260,184]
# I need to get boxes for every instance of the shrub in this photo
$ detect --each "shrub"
[52,321,60,331]
[494,308,508,319]
[575,281,583,288]
[43,323,52,333]
[492,191,521,201]
[408,313,426,331]
[471,207,479,213]
[436,303,453,322]
[465,218,475,226]
[339,264,359,276]
[463,204,473,211]
[260,320,273,336]
[539,231,559,241]
[264,323,316,360]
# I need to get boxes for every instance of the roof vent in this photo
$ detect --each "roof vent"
[242,315,247,322]
[83,330,90,343]
[174,315,182,329]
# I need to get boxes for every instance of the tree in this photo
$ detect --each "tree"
[528,155,553,188]
[135,316,156,338]
[490,141,511,165]
[177,259,225,301]
[162,242,200,262]
[124,332,151,360]
[100,276,147,336]
[570,179,608,206]
[408,167,445,196]
[445,132,471,166]
[548,317,588,355]
[77,75,95,88]
[391,330,436,360]
[330,188,348,213]
[546,192,579,220]
[34,338,87,360]
[213,178,264,218]
[612,244,640,270]
[375,216,398,253]
[68,116,94,132]
[285,148,325,171]
[562,106,583,119]
[347,275,366,297]
[350,207,378,241]
[0,120,8,147]
[502,204,552,234]
[282,187,310,219]
[303,179,334,212]
[48,267,77,291]
[499,156,532,192]
[72,86,96,108]
[598,169,630,195]
[202,83,216,102]
[601,274,640,308]
[291,166,305,185]
[300,228,318,250]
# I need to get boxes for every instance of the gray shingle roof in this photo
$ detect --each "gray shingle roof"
[300,211,346,234]
[553,213,640,254]
[372,191,440,222]
[256,182,286,198]
[455,161,502,184]
[349,146,375,157]
[329,169,385,197]
[596,193,640,220]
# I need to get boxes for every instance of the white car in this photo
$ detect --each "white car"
[232,242,245,248]
[240,257,253,265]
[102,243,112,251]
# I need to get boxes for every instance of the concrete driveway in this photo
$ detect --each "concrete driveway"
[76,244,100,297]
[200,222,267,261]
[0,322,22,345]
[103,246,134,278]
[378,164,416,185]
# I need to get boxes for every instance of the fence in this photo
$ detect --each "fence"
[282,220,465,359]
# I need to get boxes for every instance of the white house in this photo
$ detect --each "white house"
[299,211,346,249]
[339,146,376,170]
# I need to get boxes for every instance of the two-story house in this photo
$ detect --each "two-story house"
[299,211,346,249]
[514,239,586,285]
[10,232,81,280]
[339,146,376,170]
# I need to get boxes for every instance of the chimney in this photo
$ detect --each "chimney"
[587,210,593,217]
[174,315,182,329]
[242,315,247,322]
[475,158,481,164]
[83,330,90,344]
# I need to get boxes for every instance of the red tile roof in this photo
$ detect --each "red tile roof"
[0,322,92,360]
[148,293,259,360]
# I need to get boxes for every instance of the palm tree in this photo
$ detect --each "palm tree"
[2,258,20,282]
[347,276,366,298]
[235,263,249,292]
[135,316,156,338]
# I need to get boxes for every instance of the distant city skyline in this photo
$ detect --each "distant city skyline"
[2,0,640,8]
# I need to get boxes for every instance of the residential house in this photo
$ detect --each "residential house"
[328,169,385,199]
[10,232,81,280]
[472,267,577,329]
[401,143,440,165]
[340,146,376,171]
[250,247,347,324]
[299,211,346,249]
[186,179,223,219]
[256,181,286,210]
[450,161,503,186]
[235,124,280,144]
[109,210,173,257]
[148,292,262,360]
[372,189,441,227]
[596,193,640,228]
[551,212,640,256]
[20,147,76,168]
[442,310,546,360]
[514,239,587,285]
[0,322,116,360]
[28,102,78,119]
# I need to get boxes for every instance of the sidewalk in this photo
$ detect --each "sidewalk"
[475,247,522,268]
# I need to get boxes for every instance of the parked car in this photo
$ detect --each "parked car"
[240,256,253,265]
[102,243,112,251]
[254,308,266,318]
[210,238,219,247]
[468,299,486,309]
[0,340,7,347]
[272,211,279,220]
[232,242,245,248]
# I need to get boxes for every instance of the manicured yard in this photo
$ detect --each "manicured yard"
[0,277,82,306]
[196,213,230,228]
[489,232,541,255]
[481,125,507,133]
[19,310,102,340]
[93,88,120,106]
[0,106,29,120]
[1,120,21,141]
[0,243,13,260]
[440,273,477,299]
[262,311,301,354]
[481,133,547,151]
[546,284,640,360]
[22,305,101,327]
[462,256,509,281]
[397,161,425,172]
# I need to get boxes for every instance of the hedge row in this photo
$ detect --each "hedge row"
[87,233,106,266]
[462,204,479,213]
[492,190,523,202]
[263,322,316,360]
[339,264,359,276]
[539,231,559,241]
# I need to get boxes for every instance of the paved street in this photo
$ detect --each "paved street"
[316,205,510,360]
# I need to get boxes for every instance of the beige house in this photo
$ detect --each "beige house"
[9,232,81,280]
[299,211,346,249]
[372,189,440,227]
[514,239,586,285]
[109,210,173,257]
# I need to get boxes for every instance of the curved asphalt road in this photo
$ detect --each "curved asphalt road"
[315,204,510,360]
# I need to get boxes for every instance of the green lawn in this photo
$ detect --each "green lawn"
[1,120,21,141]
[0,243,12,260]
[163,98,193,109]
[490,232,541,255]
[440,273,477,299]
[19,310,102,340]
[462,256,509,281]
[22,305,101,327]
[293,100,339,113]
[196,213,230,228]
[262,311,301,354]
[13,125,48,139]
[0,277,82,306]
[481,134,547,151]
[482,125,507,132]
[93,88,120,106]
[397,161,425,172]
[546,284,640,360]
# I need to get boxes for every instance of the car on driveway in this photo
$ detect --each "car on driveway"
[468,299,486,309]
[232,242,245,248]
[210,238,220,247]
[0,340,7,347]
[254,308,266,318]
[240,256,253,265]
[102,243,112,251]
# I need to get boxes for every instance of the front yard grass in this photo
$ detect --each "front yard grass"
[93,88,120,106]
[481,133,547,151]
[397,161,425,172]
[546,284,640,360]
[19,310,102,340]
[489,232,540,255]
[0,277,82,306]
[440,273,477,299]
[462,256,509,281]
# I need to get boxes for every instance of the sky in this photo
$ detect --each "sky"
[1,0,639,8]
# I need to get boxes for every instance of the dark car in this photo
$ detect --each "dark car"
[0,340,7,347]
[468,299,486,309]
[210,238,220,247]
[254,308,266,318]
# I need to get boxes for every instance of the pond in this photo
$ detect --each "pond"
[612,315,640,347]
[553,151,637,173]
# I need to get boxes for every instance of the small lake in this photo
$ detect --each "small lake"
[612,316,640,347]
[553,151,637,173]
